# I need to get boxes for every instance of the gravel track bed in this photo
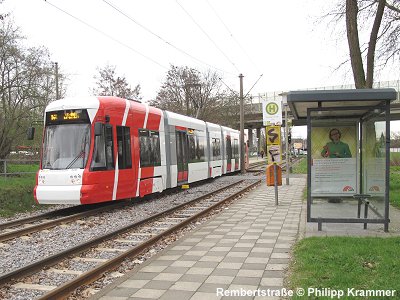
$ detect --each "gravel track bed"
[0,204,76,225]
[0,176,249,275]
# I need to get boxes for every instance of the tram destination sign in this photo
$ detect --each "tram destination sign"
[46,109,90,125]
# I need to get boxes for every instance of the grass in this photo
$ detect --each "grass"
[0,163,41,217]
[390,166,400,208]
[289,237,400,299]
[6,163,39,173]
[391,152,400,166]
[292,156,307,174]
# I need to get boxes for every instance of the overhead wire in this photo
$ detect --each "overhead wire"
[205,0,262,75]
[45,0,244,96]
[219,77,239,96]
[44,0,168,70]
[244,74,264,98]
[176,0,240,74]
[101,0,235,76]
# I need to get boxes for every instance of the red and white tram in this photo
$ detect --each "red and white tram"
[34,96,248,205]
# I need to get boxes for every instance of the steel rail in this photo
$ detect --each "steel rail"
[0,201,127,231]
[0,206,84,231]
[0,201,129,243]
[38,179,261,300]
[0,180,245,286]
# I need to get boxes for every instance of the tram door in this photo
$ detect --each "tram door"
[226,136,232,172]
[176,131,189,184]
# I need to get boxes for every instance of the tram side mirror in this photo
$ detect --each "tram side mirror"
[27,127,35,140]
[94,122,103,136]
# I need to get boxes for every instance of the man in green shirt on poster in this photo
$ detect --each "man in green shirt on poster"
[321,128,352,158]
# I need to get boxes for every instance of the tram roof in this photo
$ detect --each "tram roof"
[285,88,397,123]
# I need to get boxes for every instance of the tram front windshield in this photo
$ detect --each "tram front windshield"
[42,110,91,170]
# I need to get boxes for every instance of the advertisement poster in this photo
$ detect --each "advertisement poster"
[311,158,357,196]
[311,126,358,196]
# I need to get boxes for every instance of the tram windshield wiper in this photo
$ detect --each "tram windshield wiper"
[65,151,85,169]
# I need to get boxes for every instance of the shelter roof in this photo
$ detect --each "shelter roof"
[286,88,397,123]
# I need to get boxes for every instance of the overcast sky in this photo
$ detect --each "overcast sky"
[2,0,400,137]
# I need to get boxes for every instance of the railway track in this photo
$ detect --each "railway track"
[0,202,129,243]
[0,179,260,300]
[0,176,239,244]
[246,157,303,176]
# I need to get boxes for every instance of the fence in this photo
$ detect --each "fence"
[0,159,40,178]
[249,79,400,109]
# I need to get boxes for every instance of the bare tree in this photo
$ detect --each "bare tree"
[0,18,63,159]
[151,65,231,121]
[391,131,400,148]
[0,0,9,21]
[91,64,142,100]
[329,0,399,88]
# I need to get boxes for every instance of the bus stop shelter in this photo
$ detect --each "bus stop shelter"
[286,88,397,232]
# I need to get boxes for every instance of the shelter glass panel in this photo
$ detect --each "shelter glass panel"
[309,112,360,220]
[361,114,387,219]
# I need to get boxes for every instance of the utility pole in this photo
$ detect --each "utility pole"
[239,74,245,174]
[55,62,59,100]
[285,102,290,185]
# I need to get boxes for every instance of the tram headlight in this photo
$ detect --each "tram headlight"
[38,175,46,184]
[70,175,82,185]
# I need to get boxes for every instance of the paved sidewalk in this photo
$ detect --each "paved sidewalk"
[91,178,305,300]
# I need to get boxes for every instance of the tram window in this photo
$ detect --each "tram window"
[188,134,205,163]
[117,126,132,169]
[91,124,114,171]
[139,129,161,167]
[196,135,205,162]
[233,139,239,159]
[212,138,221,161]
[226,137,232,160]
[105,125,115,169]
[91,133,106,170]
[188,135,196,162]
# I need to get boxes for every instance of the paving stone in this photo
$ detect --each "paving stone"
[199,255,224,262]
[186,267,214,275]
[197,283,230,293]
[118,280,149,289]
[143,280,175,290]
[217,262,243,269]
[105,287,137,297]
[140,265,168,273]
[153,273,183,282]
[260,277,284,286]
[170,281,202,291]
[98,297,128,300]
[131,288,166,299]
[244,257,269,264]
[236,269,264,278]
[205,275,235,285]
[159,290,194,300]
[179,274,208,282]
[226,251,249,258]
[170,260,197,268]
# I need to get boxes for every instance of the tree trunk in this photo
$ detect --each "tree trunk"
[366,0,386,88]
[346,0,366,88]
